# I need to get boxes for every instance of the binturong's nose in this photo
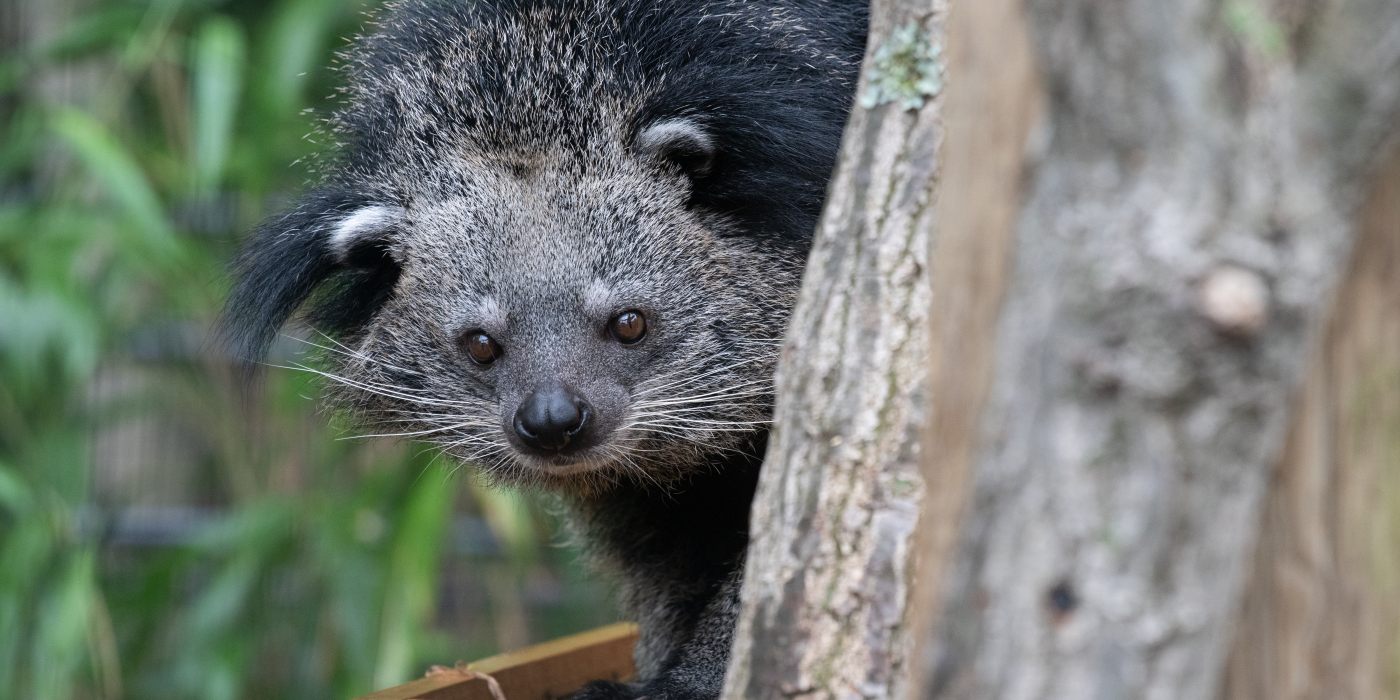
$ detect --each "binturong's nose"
[514,385,590,452]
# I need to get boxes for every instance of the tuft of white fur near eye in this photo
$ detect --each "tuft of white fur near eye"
[581,279,615,319]
[635,118,715,173]
[328,205,405,261]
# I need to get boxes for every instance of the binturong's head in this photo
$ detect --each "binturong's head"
[221,0,865,493]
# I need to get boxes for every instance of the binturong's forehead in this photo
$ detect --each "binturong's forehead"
[391,150,718,319]
[338,1,658,191]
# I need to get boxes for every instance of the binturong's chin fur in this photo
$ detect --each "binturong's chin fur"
[221,1,866,697]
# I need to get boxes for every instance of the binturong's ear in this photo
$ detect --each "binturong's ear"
[219,190,406,372]
[634,118,717,179]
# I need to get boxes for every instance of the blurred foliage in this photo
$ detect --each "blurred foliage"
[0,1,619,699]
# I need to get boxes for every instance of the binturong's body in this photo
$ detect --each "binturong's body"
[222,1,866,697]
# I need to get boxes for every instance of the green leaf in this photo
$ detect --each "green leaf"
[257,0,339,116]
[0,597,22,694]
[186,552,260,639]
[40,6,147,61]
[120,0,184,73]
[191,16,247,194]
[0,463,34,517]
[0,274,101,384]
[31,549,96,700]
[188,499,295,552]
[49,107,176,255]
[373,475,454,688]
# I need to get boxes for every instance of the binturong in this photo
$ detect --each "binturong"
[221,1,866,697]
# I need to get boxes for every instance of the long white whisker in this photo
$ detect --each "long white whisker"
[631,356,773,399]
[279,363,484,409]
[631,389,771,410]
[283,332,422,379]
[341,419,492,440]
[627,408,769,422]
[625,418,769,430]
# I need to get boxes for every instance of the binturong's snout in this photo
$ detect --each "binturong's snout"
[513,385,591,453]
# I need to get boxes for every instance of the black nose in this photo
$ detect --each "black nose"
[514,386,590,452]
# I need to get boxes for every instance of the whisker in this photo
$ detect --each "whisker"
[627,409,770,423]
[279,362,484,409]
[631,389,771,410]
[283,332,421,379]
[631,356,773,399]
[341,420,491,440]
[624,420,769,431]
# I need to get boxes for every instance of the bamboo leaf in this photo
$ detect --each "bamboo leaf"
[257,0,339,116]
[0,462,34,517]
[191,16,246,194]
[32,549,96,700]
[49,107,175,254]
[0,275,101,385]
[120,0,183,73]
[373,474,454,688]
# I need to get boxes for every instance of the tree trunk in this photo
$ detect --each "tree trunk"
[1219,135,1400,700]
[916,0,1400,695]
[720,1,945,697]
[727,0,1400,698]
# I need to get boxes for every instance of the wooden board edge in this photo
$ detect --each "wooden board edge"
[467,622,639,675]
[351,622,640,700]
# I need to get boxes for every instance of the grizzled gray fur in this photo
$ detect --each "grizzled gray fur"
[223,1,866,697]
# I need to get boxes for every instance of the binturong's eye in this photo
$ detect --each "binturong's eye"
[610,311,647,345]
[461,330,503,365]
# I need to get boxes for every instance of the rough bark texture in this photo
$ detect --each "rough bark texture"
[922,0,1400,698]
[1220,143,1400,700]
[720,2,943,698]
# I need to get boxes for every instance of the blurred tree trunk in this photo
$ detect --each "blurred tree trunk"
[725,0,1400,698]
[1220,134,1400,700]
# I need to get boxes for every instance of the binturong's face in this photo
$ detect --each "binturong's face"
[221,0,861,494]
[316,129,800,492]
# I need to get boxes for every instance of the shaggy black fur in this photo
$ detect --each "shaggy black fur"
[222,1,866,697]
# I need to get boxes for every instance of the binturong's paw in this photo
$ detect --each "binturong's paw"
[568,680,647,700]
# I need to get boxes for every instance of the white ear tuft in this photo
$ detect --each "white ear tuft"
[635,119,716,176]
[328,205,405,262]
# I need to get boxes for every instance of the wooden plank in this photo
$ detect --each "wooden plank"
[355,622,639,700]
[357,675,477,700]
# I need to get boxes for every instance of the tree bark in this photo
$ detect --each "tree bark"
[917,0,1400,698]
[1220,138,1400,700]
[720,2,945,698]
[727,0,1400,698]
[903,0,1043,696]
